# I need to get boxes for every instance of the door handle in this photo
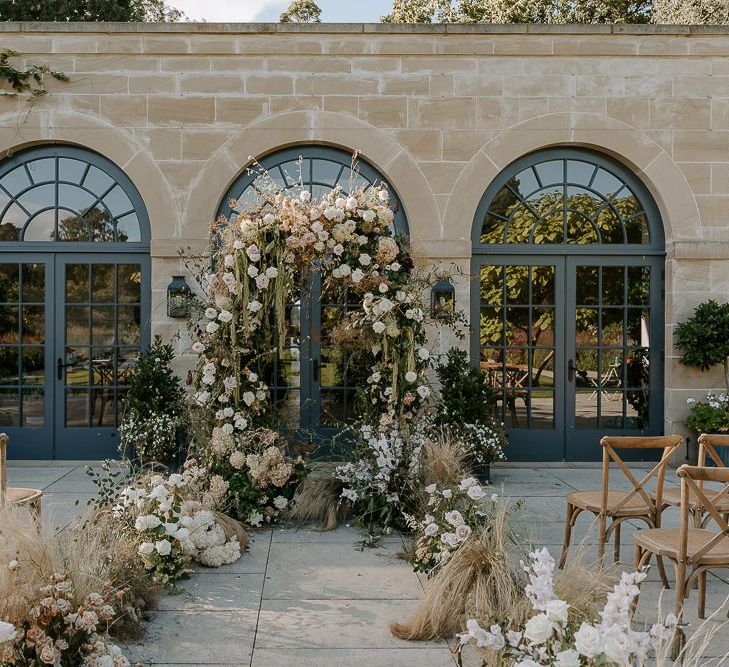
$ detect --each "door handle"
[312,358,320,383]
[567,358,575,383]
[57,357,73,380]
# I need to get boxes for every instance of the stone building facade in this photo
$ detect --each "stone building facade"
[0,22,727,460]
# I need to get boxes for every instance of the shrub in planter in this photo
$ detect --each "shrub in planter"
[119,336,186,467]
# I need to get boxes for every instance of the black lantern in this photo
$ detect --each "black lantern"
[167,276,192,318]
[431,279,455,319]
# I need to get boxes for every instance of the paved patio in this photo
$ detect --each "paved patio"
[6,462,729,665]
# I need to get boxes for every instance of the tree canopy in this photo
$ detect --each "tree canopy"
[382,0,728,24]
[0,0,184,22]
[280,0,322,23]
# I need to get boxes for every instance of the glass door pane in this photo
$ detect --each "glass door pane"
[55,256,148,459]
[474,258,564,460]
[566,258,662,460]
[0,257,52,458]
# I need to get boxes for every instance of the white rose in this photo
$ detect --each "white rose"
[467,485,486,500]
[299,190,311,202]
[545,599,569,624]
[338,264,351,276]
[224,254,235,268]
[206,321,220,334]
[424,483,436,494]
[362,209,376,223]
[455,524,472,541]
[359,253,371,266]
[372,322,386,334]
[0,620,17,643]
[205,307,217,319]
[247,265,259,277]
[417,348,429,360]
[440,532,460,548]
[256,274,270,289]
[233,239,244,249]
[266,266,278,279]
[242,391,256,406]
[218,310,233,323]
[248,300,263,313]
[335,197,346,208]
[155,539,172,556]
[192,341,205,353]
[263,213,275,225]
[417,385,430,399]
[378,189,388,202]
[555,649,581,667]
[378,283,388,293]
[405,371,417,383]
[134,515,161,532]
[601,636,625,664]
[442,489,453,499]
[221,423,234,436]
[138,542,154,556]
[345,196,358,211]
[424,522,438,536]
[351,269,364,283]
[174,527,190,541]
[524,613,553,645]
[445,510,464,527]
[574,623,603,658]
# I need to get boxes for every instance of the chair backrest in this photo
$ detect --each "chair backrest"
[0,432,8,506]
[677,465,729,564]
[600,435,683,514]
[698,434,729,468]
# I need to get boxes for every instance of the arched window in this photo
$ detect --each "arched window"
[473,149,662,251]
[471,148,664,462]
[218,146,408,236]
[0,145,150,460]
[216,146,407,445]
[0,145,148,245]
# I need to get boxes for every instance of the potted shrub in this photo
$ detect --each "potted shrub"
[675,299,729,462]
[119,336,187,469]
[432,348,506,482]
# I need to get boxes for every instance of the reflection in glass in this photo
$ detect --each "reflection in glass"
[118,306,141,345]
[0,388,19,427]
[91,388,116,427]
[22,388,44,427]
[0,306,19,344]
[575,390,598,429]
[628,266,650,305]
[0,348,18,383]
[64,347,89,386]
[530,390,554,429]
[66,264,89,303]
[320,389,346,426]
[22,305,44,343]
[66,306,89,345]
[602,266,625,305]
[23,210,55,241]
[22,264,44,302]
[65,389,89,427]
[0,264,19,301]
[92,264,114,302]
[22,347,44,383]
[118,264,142,303]
[91,306,115,345]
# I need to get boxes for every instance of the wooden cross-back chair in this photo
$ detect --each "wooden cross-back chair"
[559,435,682,572]
[635,465,729,622]
[659,434,729,529]
[0,433,43,515]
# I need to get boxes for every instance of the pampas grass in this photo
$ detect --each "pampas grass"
[421,427,471,489]
[391,497,523,640]
[212,510,249,550]
[0,505,158,640]
[286,476,346,531]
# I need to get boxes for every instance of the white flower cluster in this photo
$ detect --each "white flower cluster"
[686,391,729,410]
[118,411,177,463]
[458,548,678,666]
[460,421,507,465]
[177,506,241,568]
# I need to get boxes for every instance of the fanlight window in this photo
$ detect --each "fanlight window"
[0,147,144,243]
[218,146,408,236]
[479,156,651,246]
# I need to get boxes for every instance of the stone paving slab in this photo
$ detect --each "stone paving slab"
[251,647,456,666]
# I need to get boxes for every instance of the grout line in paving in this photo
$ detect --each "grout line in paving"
[249,529,274,667]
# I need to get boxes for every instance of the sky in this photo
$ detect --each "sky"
[168,0,396,22]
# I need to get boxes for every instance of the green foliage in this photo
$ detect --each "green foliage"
[123,335,185,421]
[674,300,729,375]
[686,399,729,434]
[434,348,496,425]
[0,49,68,102]
[0,0,184,21]
[280,0,322,22]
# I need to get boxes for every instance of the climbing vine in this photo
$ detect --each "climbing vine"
[0,49,68,102]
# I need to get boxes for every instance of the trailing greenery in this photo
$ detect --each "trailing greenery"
[0,49,68,102]
[686,394,729,434]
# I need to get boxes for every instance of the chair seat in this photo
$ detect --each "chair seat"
[3,487,42,508]
[567,489,651,516]
[659,487,729,512]
[635,527,729,564]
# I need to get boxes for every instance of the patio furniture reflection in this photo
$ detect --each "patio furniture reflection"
[480,361,530,427]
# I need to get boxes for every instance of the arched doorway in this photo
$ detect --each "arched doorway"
[471,148,665,461]
[0,145,151,459]
[217,146,409,447]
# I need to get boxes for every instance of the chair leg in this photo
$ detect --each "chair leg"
[613,521,621,563]
[559,503,574,569]
[699,571,707,620]
[657,556,670,590]
[598,513,607,565]
[672,560,687,661]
